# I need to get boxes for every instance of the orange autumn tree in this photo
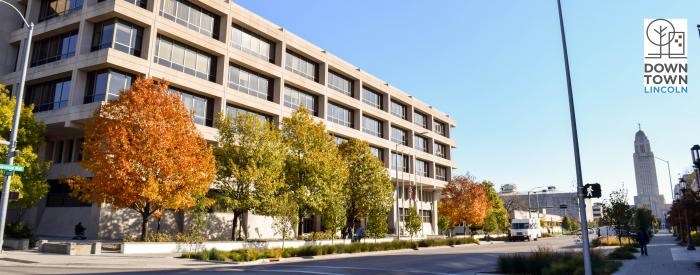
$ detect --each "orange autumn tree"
[438,174,488,236]
[68,77,215,241]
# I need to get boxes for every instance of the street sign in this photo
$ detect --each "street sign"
[0,192,19,201]
[584,183,602,198]
[0,140,9,146]
[559,204,568,209]
[0,164,24,172]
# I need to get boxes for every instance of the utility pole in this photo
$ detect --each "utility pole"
[556,0,592,274]
[0,0,34,253]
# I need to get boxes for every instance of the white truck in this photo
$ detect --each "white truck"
[509,218,541,241]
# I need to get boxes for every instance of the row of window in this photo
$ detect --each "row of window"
[38,0,83,22]
[32,1,449,137]
[31,30,78,67]
[25,77,71,112]
[45,138,83,164]
[159,0,219,38]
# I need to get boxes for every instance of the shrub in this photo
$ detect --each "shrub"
[541,233,555,238]
[145,232,174,242]
[498,247,621,275]
[607,246,636,260]
[597,236,636,246]
[209,248,229,262]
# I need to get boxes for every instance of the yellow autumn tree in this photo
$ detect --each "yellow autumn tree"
[438,174,488,236]
[68,77,215,241]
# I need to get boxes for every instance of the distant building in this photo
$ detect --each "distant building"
[632,128,666,222]
[499,190,594,222]
[592,202,604,220]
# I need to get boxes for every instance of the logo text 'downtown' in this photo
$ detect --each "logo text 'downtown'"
[643,18,688,94]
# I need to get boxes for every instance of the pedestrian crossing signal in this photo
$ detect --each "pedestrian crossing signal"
[584,183,602,198]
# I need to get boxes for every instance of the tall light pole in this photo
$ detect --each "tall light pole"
[692,145,700,191]
[394,143,400,240]
[0,0,34,253]
[556,0,592,274]
[655,157,674,203]
[527,186,545,220]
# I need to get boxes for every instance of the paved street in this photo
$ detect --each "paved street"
[0,236,577,274]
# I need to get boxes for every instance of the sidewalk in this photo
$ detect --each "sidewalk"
[614,232,700,275]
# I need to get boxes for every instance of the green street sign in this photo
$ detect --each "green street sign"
[0,164,24,172]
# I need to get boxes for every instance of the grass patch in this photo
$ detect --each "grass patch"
[182,237,478,262]
[606,245,637,260]
[596,236,637,246]
[498,247,622,275]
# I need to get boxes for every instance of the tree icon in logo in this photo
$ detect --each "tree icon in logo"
[646,19,675,46]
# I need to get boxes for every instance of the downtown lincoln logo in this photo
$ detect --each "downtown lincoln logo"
[644,19,688,94]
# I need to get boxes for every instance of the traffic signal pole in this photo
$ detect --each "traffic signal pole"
[556,0,593,274]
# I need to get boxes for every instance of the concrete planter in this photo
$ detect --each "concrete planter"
[40,242,102,255]
[121,237,406,254]
[2,238,29,250]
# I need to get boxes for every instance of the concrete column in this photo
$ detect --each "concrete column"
[432,190,440,234]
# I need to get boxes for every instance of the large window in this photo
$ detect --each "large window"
[414,135,428,152]
[362,87,383,110]
[435,142,448,159]
[231,24,274,63]
[391,152,409,172]
[416,159,429,177]
[327,102,353,128]
[391,127,407,145]
[328,70,353,97]
[434,120,447,136]
[435,165,448,181]
[390,100,407,120]
[46,180,91,207]
[228,64,272,101]
[414,111,428,128]
[84,69,134,103]
[370,146,384,161]
[285,50,318,82]
[226,105,272,125]
[284,86,317,115]
[91,19,143,56]
[154,36,216,82]
[39,0,83,22]
[362,116,383,138]
[31,30,78,67]
[159,0,219,38]
[25,77,71,112]
[169,87,213,126]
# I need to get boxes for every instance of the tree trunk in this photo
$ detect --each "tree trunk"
[231,212,240,240]
[141,213,149,241]
[297,211,304,237]
[156,217,162,233]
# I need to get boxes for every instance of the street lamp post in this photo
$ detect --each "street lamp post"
[556,0,592,274]
[0,0,34,253]
[692,145,700,190]
[527,186,545,220]
[680,185,695,250]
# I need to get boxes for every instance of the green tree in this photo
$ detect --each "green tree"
[405,206,422,241]
[438,216,450,236]
[601,188,634,246]
[272,193,298,249]
[214,112,285,240]
[338,139,393,239]
[480,181,510,236]
[633,207,654,232]
[0,87,49,209]
[365,209,388,241]
[281,108,348,236]
[322,196,345,244]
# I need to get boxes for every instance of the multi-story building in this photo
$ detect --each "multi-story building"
[499,189,594,222]
[592,202,603,220]
[0,0,457,239]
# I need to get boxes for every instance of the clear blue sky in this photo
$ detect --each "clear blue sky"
[236,0,700,204]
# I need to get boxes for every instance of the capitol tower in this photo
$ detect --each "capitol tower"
[632,127,666,221]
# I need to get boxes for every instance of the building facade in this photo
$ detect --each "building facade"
[632,128,666,222]
[0,0,457,239]
[499,190,594,222]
